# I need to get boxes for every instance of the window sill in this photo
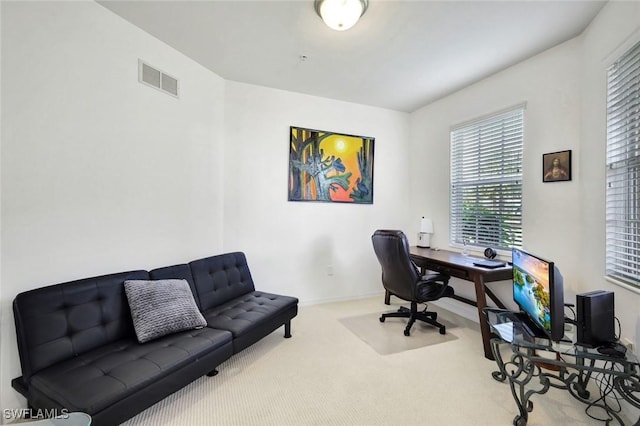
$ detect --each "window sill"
[605,276,640,295]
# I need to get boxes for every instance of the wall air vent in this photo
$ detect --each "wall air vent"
[138,59,179,98]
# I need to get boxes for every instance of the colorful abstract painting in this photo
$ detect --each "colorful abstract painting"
[288,126,375,204]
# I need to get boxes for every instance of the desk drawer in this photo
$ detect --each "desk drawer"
[426,263,469,280]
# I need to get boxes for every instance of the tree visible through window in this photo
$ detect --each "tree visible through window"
[450,106,524,251]
[606,40,640,289]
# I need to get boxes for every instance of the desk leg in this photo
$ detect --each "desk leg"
[473,275,495,360]
[508,350,544,426]
[384,290,391,305]
[490,337,508,382]
[485,286,506,310]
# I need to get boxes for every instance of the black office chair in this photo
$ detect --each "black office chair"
[372,229,453,336]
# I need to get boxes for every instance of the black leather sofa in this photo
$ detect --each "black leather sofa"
[12,252,298,426]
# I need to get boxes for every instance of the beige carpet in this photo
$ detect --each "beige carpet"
[121,296,632,426]
[338,310,458,355]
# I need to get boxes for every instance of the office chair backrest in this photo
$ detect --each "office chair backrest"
[371,230,420,301]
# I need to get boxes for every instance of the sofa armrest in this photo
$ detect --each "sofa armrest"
[12,376,29,399]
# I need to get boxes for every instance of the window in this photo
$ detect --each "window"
[606,40,640,289]
[450,105,524,251]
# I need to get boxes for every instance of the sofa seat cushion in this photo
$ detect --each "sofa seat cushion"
[202,291,298,338]
[28,327,232,414]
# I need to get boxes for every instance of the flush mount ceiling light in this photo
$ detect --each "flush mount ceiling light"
[314,0,368,31]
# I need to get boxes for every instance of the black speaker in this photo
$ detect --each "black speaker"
[576,290,615,347]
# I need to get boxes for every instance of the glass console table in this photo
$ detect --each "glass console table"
[484,308,640,426]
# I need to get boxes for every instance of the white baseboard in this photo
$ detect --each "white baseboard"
[299,291,385,307]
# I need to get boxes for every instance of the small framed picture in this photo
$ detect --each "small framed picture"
[542,150,571,182]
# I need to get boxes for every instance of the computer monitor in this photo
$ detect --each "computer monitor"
[512,248,564,341]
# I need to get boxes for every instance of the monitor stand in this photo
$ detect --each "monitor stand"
[512,312,562,371]
[513,312,548,339]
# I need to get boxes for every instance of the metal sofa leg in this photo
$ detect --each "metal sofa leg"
[284,321,292,338]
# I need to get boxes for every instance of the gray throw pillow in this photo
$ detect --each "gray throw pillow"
[124,279,207,343]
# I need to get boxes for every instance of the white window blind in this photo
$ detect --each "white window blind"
[450,106,524,251]
[606,40,640,288]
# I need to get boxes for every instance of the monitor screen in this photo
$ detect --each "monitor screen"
[512,248,564,341]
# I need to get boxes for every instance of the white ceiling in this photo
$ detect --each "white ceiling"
[98,0,606,112]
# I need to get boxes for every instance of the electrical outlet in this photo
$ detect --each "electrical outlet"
[327,265,334,276]
[622,337,634,352]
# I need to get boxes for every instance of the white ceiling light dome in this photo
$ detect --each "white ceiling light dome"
[314,0,368,31]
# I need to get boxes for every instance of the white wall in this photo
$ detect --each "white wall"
[578,0,640,350]
[1,0,225,411]
[407,0,640,353]
[223,81,410,303]
[408,38,583,319]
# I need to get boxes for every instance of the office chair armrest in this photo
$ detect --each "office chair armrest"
[421,271,445,281]
[417,273,452,300]
[411,260,421,276]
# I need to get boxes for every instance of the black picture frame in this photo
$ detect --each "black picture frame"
[542,150,572,182]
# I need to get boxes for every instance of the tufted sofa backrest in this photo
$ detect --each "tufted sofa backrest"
[189,252,255,312]
[13,270,149,382]
[149,263,202,310]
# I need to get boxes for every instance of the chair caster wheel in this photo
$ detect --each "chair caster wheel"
[404,329,410,336]
[439,327,446,335]
[379,316,385,323]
